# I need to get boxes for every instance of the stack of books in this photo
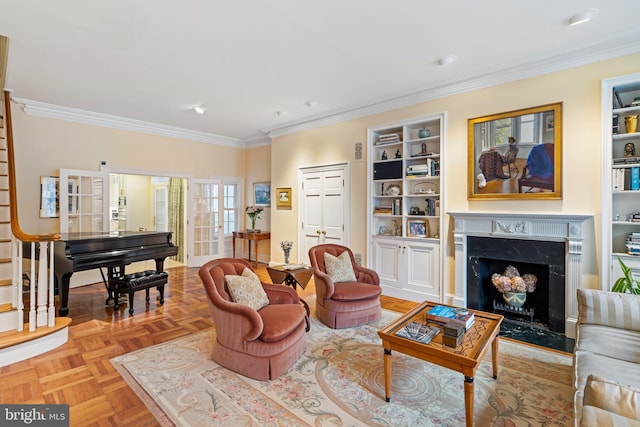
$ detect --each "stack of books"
[425,305,475,330]
[374,205,392,215]
[626,233,640,255]
[376,133,401,145]
[406,164,428,177]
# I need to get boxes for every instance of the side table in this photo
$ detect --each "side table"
[232,231,270,266]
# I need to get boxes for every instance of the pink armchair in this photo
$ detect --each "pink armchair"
[198,258,307,380]
[308,244,382,329]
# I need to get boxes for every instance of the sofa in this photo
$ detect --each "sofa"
[574,289,640,426]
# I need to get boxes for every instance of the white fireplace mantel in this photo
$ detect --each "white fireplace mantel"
[448,211,593,339]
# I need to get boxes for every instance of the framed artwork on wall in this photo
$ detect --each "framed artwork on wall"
[40,176,59,218]
[253,182,271,206]
[276,187,292,208]
[468,102,562,200]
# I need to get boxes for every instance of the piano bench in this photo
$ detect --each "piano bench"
[109,270,169,315]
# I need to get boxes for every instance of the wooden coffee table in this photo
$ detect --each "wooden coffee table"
[378,301,503,427]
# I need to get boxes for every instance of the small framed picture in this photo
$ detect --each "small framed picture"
[276,187,292,208]
[253,182,271,206]
[408,220,428,237]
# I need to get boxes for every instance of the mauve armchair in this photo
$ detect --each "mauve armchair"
[308,244,382,329]
[198,258,307,380]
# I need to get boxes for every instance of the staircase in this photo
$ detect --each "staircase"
[0,91,70,367]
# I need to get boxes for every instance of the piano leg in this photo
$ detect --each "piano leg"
[57,273,73,317]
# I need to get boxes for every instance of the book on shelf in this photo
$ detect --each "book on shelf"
[425,305,475,329]
[396,321,440,344]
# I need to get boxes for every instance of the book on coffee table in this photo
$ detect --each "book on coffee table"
[425,305,475,329]
[396,321,440,344]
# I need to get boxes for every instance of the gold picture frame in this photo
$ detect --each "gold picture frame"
[468,102,562,200]
[276,187,292,208]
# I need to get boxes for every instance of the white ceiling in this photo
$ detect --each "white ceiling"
[1,0,639,146]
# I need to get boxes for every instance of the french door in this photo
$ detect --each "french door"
[187,179,225,266]
[59,169,109,233]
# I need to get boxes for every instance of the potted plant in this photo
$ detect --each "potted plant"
[612,257,640,294]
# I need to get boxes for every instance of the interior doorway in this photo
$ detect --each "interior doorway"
[109,173,187,264]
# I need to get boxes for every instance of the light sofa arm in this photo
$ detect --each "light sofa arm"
[577,289,640,331]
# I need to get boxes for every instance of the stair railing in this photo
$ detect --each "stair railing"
[4,89,61,332]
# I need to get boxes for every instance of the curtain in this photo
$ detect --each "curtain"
[168,178,185,263]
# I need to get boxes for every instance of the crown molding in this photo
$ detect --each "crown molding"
[265,36,640,138]
[12,97,245,148]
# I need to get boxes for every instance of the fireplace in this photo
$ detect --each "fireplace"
[448,212,592,339]
[466,236,565,333]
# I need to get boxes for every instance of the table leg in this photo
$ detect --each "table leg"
[383,348,392,402]
[232,235,236,258]
[492,335,499,379]
[464,376,474,427]
[254,239,259,266]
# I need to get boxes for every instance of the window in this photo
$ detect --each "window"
[223,184,238,234]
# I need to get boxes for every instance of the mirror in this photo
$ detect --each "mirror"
[468,102,562,199]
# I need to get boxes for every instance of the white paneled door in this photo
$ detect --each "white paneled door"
[299,164,349,264]
[188,179,224,267]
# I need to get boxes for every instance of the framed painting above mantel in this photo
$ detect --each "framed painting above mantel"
[468,102,562,200]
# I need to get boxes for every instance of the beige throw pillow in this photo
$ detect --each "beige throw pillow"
[225,268,269,310]
[583,374,640,420]
[324,251,357,283]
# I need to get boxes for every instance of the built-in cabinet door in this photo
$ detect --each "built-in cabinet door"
[188,179,224,267]
[59,169,109,233]
[372,237,401,289]
[404,240,440,301]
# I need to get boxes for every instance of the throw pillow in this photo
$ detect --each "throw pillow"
[583,374,640,420]
[225,268,269,311]
[324,251,357,283]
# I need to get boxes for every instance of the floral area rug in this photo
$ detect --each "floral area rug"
[111,305,574,426]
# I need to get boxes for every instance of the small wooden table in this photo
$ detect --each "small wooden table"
[378,301,503,427]
[232,231,270,266]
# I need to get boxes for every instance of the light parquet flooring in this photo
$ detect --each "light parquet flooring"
[0,264,416,427]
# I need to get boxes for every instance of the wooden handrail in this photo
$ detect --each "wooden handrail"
[4,90,60,242]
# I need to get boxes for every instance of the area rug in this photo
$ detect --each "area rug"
[111,306,574,426]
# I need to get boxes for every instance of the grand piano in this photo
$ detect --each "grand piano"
[53,230,179,316]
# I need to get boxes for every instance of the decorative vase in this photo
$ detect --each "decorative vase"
[418,127,430,138]
[503,291,527,308]
[626,115,639,134]
[283,248,291,264]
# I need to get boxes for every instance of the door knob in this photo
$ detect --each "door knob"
[316,230,321,235]
[321,229,327,235]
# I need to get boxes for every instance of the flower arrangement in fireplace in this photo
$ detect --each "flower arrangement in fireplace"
[491,265,537,294]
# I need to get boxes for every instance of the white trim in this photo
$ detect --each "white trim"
[12,97,246,148]
[0,327,68,368]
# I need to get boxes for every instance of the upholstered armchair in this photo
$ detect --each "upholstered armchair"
[198,258,307,380]
[308,244,382,329]
[518,143,554,193]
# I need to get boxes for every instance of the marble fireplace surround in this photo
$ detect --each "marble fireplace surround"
[448,212,592,339]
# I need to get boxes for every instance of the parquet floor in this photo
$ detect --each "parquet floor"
[0,264,417,427]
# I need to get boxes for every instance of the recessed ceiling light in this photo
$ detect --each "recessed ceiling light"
[276,110,288,116]
[192,105,206,114]
[566,9,598,26]
[435,55,457,66]
[306,100,318,107]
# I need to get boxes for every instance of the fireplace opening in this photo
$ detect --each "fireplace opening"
[466,237,565,334]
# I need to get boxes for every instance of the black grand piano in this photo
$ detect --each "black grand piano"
[53,230,179,316]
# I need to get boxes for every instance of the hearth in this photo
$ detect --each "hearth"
[466,236,565,333]
[449,212,592,339]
